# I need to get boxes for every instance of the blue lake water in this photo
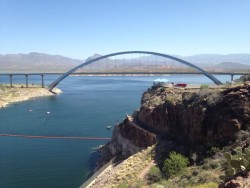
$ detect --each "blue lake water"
[0,75,239,188]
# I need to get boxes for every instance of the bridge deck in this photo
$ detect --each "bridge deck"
[0,72,249,76]
[0,133,111,141]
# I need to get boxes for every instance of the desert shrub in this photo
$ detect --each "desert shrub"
[146,166,162,183]
[189,182,218,188]
[201,157,220,171]
[143,93,152,101]
[117,182,128,188]
[130,179,144,188]
[211,147,220,154]
[200,84,209,89]
[158,180,178,188]
[0,84,6,91]
[190,152,198,165]
[207,91,221,105]
[160,87,165,92]
[192,170,199,176]
[166,95,175,103]
[162,151,189,178]
[149,97,163,106]
[206,146,220,157]
[209,162,219,169]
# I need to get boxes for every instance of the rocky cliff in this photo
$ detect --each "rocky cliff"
[96,116,156,170]
[138,83,250,146]
[97,82,250,171]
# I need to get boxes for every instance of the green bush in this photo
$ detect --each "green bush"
[147,166,162,183]
[162,151,189,178]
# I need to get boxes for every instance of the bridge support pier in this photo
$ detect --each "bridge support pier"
[231,74,234,82]
[41,74,44,88]
[9,74,13,87]
[25,74,29,88]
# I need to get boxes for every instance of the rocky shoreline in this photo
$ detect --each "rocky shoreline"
[0,84,61,108]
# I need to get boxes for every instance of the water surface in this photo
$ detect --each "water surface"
[0,75,238,188]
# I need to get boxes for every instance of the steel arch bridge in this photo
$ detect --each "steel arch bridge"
[48,51,222,91]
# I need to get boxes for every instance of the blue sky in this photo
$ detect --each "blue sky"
[0,0,250,59]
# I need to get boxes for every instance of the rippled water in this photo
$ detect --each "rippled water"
[0,75,238,188]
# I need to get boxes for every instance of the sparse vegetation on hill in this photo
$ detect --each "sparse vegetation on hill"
[85,80,250,188]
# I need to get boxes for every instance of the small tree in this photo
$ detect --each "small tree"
[162,151,189,178]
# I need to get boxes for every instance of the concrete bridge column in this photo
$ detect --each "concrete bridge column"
[9,74,13,87]
[25,74,29,88]
[41,74,44,88]
[231,74,234,82]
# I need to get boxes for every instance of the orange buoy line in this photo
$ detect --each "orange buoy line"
[0,133,111,141]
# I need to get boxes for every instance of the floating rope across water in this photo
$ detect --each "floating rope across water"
[0,133,111,141]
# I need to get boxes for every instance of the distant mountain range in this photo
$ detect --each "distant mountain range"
[181,54,250,66]
[208,62,250,71]
[0,52,82,73]
[0,52,250,73]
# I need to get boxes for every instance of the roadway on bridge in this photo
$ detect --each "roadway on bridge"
[0,133,111,141]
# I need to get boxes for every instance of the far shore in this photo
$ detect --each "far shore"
[0,84,62,108]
